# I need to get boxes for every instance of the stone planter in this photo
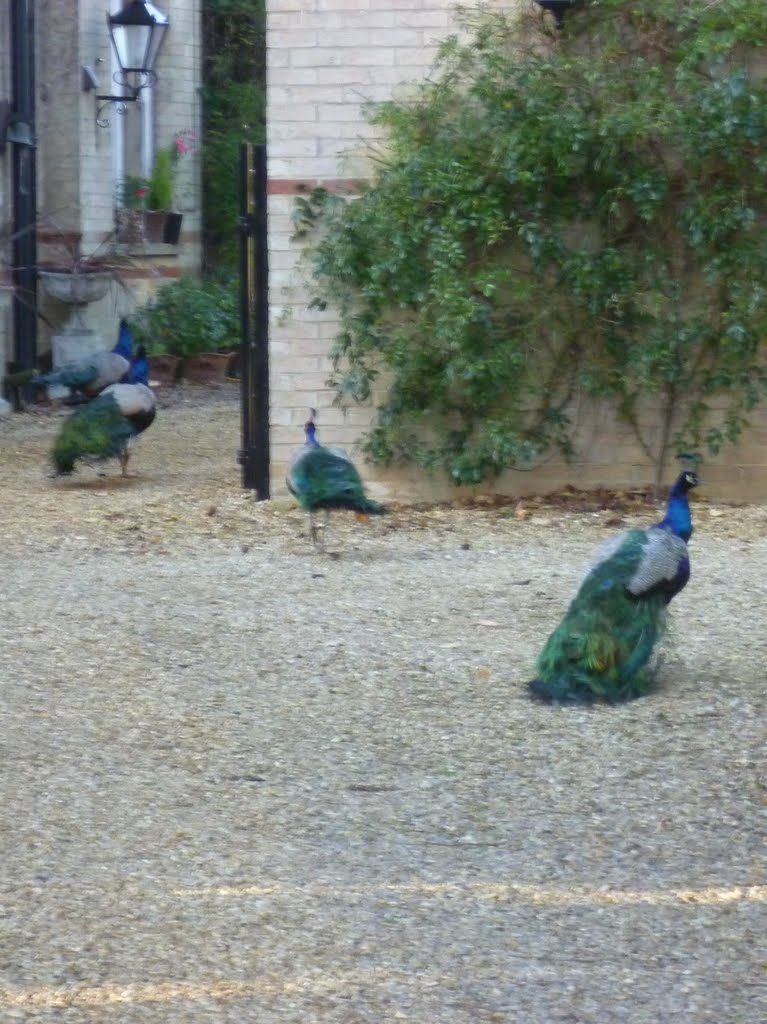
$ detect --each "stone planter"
[39,269,112,312]
[117,209,145,244]
[38,271,114,387]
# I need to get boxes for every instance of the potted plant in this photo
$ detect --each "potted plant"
[144,150,174,243]
[126,276,239,383]
[115,175,150,243]
[164,129,197,244]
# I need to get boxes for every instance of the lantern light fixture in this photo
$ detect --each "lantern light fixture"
[93,0,169,128]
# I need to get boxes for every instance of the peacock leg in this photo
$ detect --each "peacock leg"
[309,511,320,548]
[118,448,130,477]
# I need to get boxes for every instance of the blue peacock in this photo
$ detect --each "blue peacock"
[287,410,387,546]
[528,465,700,704]
[51,382,157,477]
[127,344,149,386]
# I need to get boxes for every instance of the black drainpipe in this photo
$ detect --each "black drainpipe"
[10,0,38,372]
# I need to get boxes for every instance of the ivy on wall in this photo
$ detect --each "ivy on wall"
[301,0,767,486]
[202,0,265,273]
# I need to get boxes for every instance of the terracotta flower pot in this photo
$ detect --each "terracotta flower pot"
[147,354,184,385]
[143,210,168,244]
[183,352,237,383]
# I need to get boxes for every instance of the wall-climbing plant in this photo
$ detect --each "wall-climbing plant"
[302,0,767,486]
[202,0,265,273]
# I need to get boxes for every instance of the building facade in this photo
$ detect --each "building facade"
[0,0,202,379]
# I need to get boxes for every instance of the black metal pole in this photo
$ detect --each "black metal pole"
[11,0,38,372]
[238,142,270,498]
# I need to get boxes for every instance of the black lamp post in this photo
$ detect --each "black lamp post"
[535,0,577,30]
[95,0,169,127]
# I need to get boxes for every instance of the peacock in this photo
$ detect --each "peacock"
[286,410,387,546]
[127,344,149,386]
[528,465,700,704]
[36,317,134,400]
[51,382,157,477]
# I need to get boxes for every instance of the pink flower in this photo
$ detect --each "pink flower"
[174,130,197,160]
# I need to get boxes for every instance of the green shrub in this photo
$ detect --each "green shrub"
[127,276,239,358]
[303,0,767,486]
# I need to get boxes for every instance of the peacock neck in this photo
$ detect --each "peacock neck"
[656,489,693,541]
[305,423,320,448]
[114,321,133,361]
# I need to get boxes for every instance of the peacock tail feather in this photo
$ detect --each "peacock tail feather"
[529,468,698,705]
[289,446,387,515]
[52,394,136,474]
[530,530,670,704]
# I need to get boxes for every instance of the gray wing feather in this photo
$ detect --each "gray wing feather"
[89,352,130,392]
[626,530,688,596]
[101,383,156,416]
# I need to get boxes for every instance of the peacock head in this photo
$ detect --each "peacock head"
[666,469,699,507]
[674,453,701,494]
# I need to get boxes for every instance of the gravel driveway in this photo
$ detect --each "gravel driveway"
[1,386,765,1023]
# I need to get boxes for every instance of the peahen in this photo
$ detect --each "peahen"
[528,466,700,704]
[51,382,157,477]
[36,317,134,400]
[287,411,386,546]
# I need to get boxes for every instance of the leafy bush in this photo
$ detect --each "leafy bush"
[127,276,239,358]
[303,0,767,485]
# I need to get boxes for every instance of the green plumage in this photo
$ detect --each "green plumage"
[530,468,698,705]
[52,394,135,475]
[531,530,669,704]
[289,446,386,515]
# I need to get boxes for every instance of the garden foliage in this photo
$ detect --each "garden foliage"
[127,277,239,358]
[302,0,767,485]
[202,0,265,272]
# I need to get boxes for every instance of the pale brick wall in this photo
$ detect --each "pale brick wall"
[268,0,767,503]
[268,0,481,501]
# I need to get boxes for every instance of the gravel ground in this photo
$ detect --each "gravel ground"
[1,384,765,1023]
